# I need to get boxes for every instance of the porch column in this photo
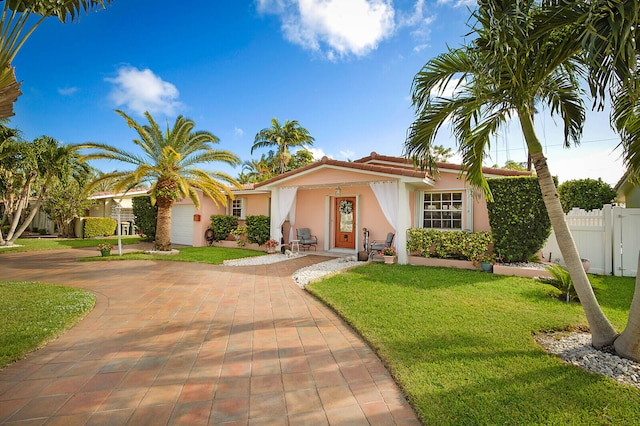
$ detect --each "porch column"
[269,189,281,244]
[398,181,410,265]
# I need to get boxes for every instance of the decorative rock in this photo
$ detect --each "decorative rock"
[536,332,640,390]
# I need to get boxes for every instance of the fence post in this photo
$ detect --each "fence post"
[603,204,613,275]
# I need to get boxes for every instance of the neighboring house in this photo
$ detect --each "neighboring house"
[75,188,150,237]
[173,152,530,264]
[615,171,640,208]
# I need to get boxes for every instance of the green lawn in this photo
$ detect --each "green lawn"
[80,246,266,264]
[307,264,640,425]
[0,282,95,369]
[0,236,142,253]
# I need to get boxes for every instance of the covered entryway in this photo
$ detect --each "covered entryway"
[171,204,195,246]
[335,197,356,249]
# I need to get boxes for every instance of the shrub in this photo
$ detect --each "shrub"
[132,196,157,241]
[558,178,617,213]
[537,264,576,303]
[209,215,238,242]
[83,217,117,238]
[246,215,271,246]
[406,228,491,261]
[231,225,248,247]
[487,176,552,263]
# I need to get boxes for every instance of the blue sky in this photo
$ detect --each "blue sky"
[9,0,624,185]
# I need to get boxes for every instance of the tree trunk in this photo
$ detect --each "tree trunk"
[154,198,173,251]
[7,199,43,245]
[530,153,618,346]
[519,112,617,347]
[614,252,640,361]
[2,171,36,245]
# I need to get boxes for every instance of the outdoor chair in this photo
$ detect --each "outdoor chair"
[296,228,318,251]
[369,232,395,258]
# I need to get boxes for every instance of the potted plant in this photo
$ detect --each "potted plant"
[382,246,397,264]
[230,226,248,247]
[473,252,499,272]
[265,239,279,253]
[97,242,113,257]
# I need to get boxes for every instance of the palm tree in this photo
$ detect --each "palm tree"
[79,110,241,251]
[541,0,638,180]
[251,118,314,173]
[0,1,112,117]
[240,154,274,183]
[538,0,640,361]
[1,136,81,245]
[404,0,621,348]
[575,0,639,361]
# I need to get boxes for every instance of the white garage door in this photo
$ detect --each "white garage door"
[171,205,195,246]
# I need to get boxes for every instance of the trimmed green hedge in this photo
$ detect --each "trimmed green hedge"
[558,178,616,213]
[83,217,117,238]
[487,176,551,262]
[246,215,271,246]
[132,196,157,241]
[209,215,238,242]
[407,228,491,261]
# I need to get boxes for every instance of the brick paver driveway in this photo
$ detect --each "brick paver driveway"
[0,247,419,425]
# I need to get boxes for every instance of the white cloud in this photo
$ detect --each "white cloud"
[308,147,328,160]
[105,66,182,117]
[413,43,430,53]
[437,0,476,7]
[234,127,245,138]
[258,0,395,59]
[339,149,355,160]
[430,77,461,98]
[58,87,78,96]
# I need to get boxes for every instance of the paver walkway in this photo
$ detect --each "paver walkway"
[0,246,419,425]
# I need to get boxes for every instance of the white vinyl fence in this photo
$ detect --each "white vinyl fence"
[541,205,640,277]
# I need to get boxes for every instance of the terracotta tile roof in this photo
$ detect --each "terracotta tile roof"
[253,155,429,188]
[235,152,531,191]
[355,152,532,177]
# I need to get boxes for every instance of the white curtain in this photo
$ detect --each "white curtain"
[278,187,298,243]
[370,181,398,233]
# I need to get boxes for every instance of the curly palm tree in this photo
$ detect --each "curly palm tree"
[79,110,241,251]
[251,118,314,174]
[404,0,621,347]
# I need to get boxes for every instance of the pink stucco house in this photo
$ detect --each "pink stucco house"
[170,152,530,264]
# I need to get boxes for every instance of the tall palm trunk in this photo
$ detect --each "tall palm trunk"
[154,177,178,251]
[520,113,618,347]
[614,253,640,361]
[154,198,172,251]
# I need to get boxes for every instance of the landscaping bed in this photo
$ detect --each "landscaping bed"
[408,255,553,278]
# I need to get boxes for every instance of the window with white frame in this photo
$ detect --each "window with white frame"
[422,192,463,229]
[231,198,245,219]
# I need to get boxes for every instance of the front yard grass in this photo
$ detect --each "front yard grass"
[80,246,266,265]
[0,281,95,369]
[307,264,640,425]
[0,236,142,253]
